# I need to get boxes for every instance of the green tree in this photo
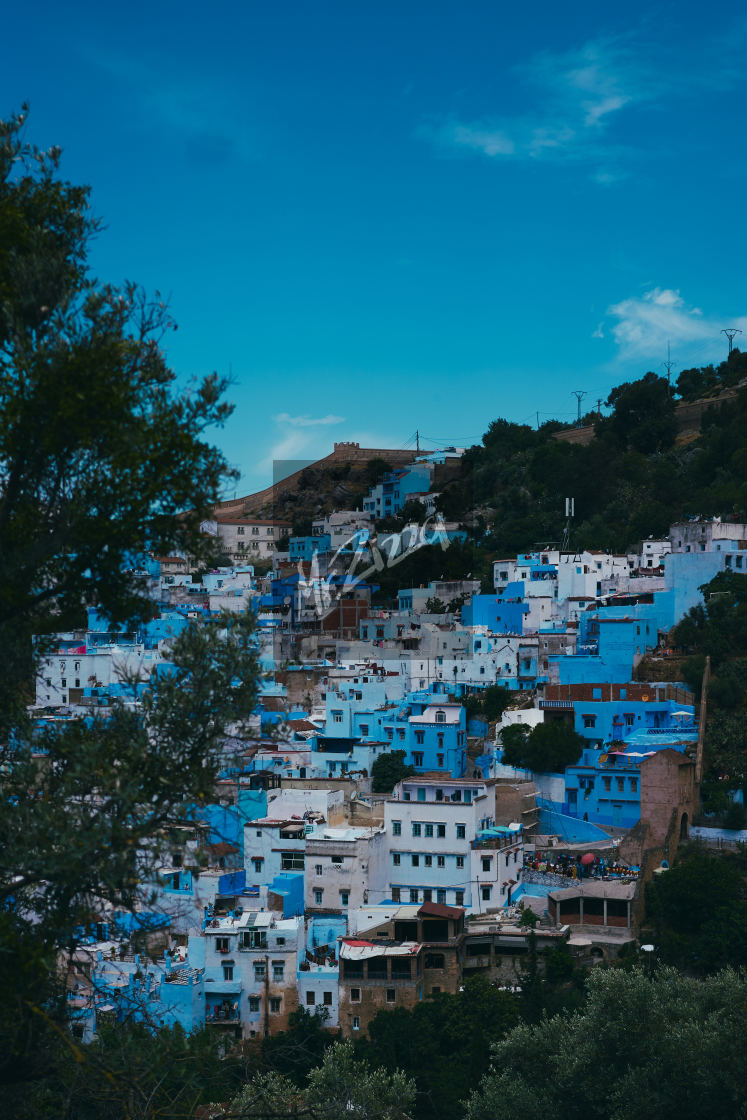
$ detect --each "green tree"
[366,457,392,486]
[502,721,583,772]
[359,977,519,1120]
[465,967,747,1120]
[0,108,261,1109]
[225,1041,415,1120]
[371,750,414,793]
[602,372,677,454]
[0,108,234,726]
[645,844,747,973]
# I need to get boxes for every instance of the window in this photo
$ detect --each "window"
[314,889,323,905]
[351,988,361,1003]
[323,991,333,1006]
[423,889,432,902]
[410,889,419,903]
[413,752,424,767]
[392,887,401,902]
[424,952,445,969]
[481,857,491,872]
[315,864,323,875]
[332,711,343,723]
[583,715,597,728]
[248,996,260,1013]
[630,779,638,792]
[437,754,444,767]
[455,890,464,906]
[397,729,406,740]
[481,886,492,901]
[415,730,425,745]
[412,854,420,867]
[456,824,466,839]
[392,821,401,836]
[216,937,230,952]
[254,962,266,980]
[437,824,446,838]
[340,891,350,906]
[437,856,445,868]
[360,723,369,736]
[456,856,465,869]
[237,526,245,535]
[281,853,304,871]
[386,988,396,1003]
[617,778,625,792]
[331,855,343,865]
[424,855,432,867]
[270,998,281,1013]
[625,713,635,726]
[222,964,234,981]
[251,858,264,874]
[435,710,446,723]
[437,889,446,904]
[603,778,611,791]
[353,1016,360,1030]
[412,822,422,837]
[306,991,316,1005]
[392,853,401,866]
[425,823,434,837]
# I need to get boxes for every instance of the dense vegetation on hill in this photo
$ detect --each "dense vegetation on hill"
[438,354,747,557]
[672,571,747,819]
[358,357,747,605]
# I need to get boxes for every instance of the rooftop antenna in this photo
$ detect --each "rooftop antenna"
[663,340,676,384]
[562,497,574,552]
[572,390,587,426]
[721,328,742,356]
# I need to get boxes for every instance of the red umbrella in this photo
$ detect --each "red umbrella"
[581,852,595,866]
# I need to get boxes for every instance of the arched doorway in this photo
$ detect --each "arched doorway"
[679,812,689,841]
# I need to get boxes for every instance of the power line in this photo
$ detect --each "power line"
[571,390,587,426]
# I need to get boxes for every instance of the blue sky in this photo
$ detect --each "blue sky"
[4,2,747,491]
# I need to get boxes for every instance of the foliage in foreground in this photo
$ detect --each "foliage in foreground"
[465,966,747,1120]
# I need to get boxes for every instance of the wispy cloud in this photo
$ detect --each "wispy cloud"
[422,37,644,174]
[273,413,346,427]
[600,287,747,362]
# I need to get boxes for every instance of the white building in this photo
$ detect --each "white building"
[305,825,388,915]
[208,517,292,562]
[383,778,523,913]
[192,910,304,1038]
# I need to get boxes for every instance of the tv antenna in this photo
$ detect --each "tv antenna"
[721,328,742,356]
[562,497,575,552]
[572,390,587,426]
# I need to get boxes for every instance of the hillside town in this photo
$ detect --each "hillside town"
[5,18,747,1113]
[36,446,746,1045]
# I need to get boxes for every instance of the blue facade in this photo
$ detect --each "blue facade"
[289,534,331,562]
[461,595,528,633]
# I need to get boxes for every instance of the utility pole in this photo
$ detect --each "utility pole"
[721,328,742,356]
[536,411,540,430]
[572,390,587,426]
[416,429,420,454]
[663,340,676,384]
[596,398,602,418]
